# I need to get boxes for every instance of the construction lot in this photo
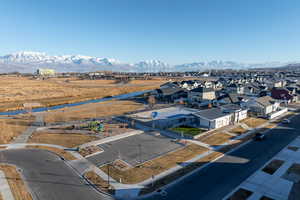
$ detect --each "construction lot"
[29,119,135,148]
[87,131,184,167]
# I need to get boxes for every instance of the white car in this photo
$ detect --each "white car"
[156,189,168,197]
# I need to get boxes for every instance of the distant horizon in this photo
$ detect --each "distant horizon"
[1,0,300,65]
[1,50,298,66]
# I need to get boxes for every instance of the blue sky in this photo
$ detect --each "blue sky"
[0,0,300,64]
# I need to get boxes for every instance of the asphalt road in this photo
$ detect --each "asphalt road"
[146,113,300,200]
[0,149,114,200]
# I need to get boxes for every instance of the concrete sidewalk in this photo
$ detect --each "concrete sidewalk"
[13,113,44,144]
[0,170,15,200]
[223,136,300,200]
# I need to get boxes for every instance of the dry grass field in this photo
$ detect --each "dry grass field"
[0,165,32,200]
[44,100,144,123]
[26,145,77,160]
[0,77,166,112]
[140,151,224,194]
[84,171,114,194]
[242,117,267,128]
[100,144,208,184]
[199,132,233,146]
[230,125,248,135]
[0,115,34,144]
[28,132,99,148]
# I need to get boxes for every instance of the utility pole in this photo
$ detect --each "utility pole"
[107,163,110,187]
[138,144,142,164]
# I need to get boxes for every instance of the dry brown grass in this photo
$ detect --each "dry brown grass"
[26,145,77,160]
[230,126,248,135]
[28,132,98,148]
[200,133,233,146]
[0,115,34,144]
[100,144,208,184]
[0,77,165,112]
[84,171,114,194]
[44,100,144,123]
[79,146,103,157]
[0,165,32,200]
[140,151,224,194]
[242,117,267,128]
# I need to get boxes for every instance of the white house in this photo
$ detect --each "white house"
[245,96,280,117]
[193,108,232,129]
[219,104,248,123]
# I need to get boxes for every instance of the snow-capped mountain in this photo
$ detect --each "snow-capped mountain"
[0,51,295,73]
[133,60,171,72]
[174,61,291,71]
[0,51,124,72]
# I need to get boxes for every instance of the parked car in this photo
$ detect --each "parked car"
[253,133,265,141]
[282,119,290,124]
[156,189,168,197]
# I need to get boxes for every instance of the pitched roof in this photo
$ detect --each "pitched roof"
[194,107,231,120]
[256,96,275,107]
[156,87,183,96]
[190,87,214,93]
[220,104,245,111]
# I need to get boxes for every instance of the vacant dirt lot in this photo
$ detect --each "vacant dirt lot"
[242,117,267,128]
[230,125,248,135]
[28,132,99,148]
[199,132,233,146]
[44,100,144,123]
[100,144,208,184]
[0,76,166,112]
[0,165,32,200]
[0,115,34,144]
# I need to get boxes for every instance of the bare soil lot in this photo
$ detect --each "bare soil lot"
[0,77,165,112]
[100,144,208,184]
[0,115,34,144]
[199,132,233,146]
[28,132,99,148]
[79,146,103,157]
[242,117,267,128]
[44,100,144,123]
[230,125,248,135]
[0,165,32,200]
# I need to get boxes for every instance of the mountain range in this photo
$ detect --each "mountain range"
[0,51,296,73]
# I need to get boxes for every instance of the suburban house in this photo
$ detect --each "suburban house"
[188,87,216,103]
[219,104,248,123]
[216,93,248,105]
[271,87,298,103]
[155,87,186,102]
[245,96,280,118]
[192,108,232,129]
[227,83,245,94]
[128,106,199,129]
